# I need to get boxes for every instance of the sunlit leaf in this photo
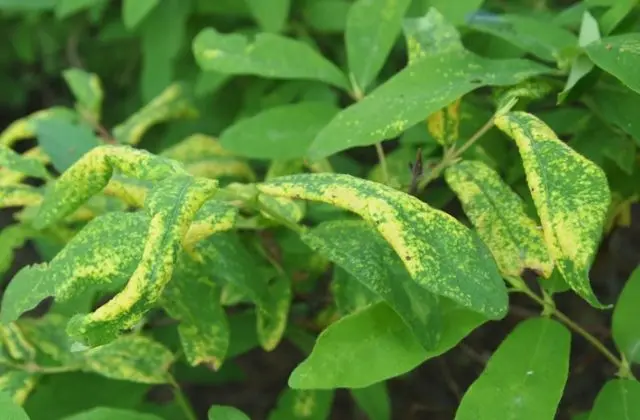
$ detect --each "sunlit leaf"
[345,0,411,94]
[0,390,30,420]
[193,28,348,89]
[455,318,571,420]
[307,51,549,158]
[495,112,610,307]
[445,160,553,278]
[585,34,640,94]
[113,83,198,145]
[258,173,508,318]
[402,7,463,63]
[219,102,339,160]
[289,300,485,389]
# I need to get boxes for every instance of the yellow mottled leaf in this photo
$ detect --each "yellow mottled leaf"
[0,107,76,147]
[0,324,35,362]
[0,370,38,405]
[258,173,508,318]
[427,98,461,147]
[0,185,42,208]
[495,111,611,307]
[34,144,185,229]
[67,175,218,345]
[445,160,553,278]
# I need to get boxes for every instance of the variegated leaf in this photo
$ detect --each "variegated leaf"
[427,98,461,147]
[0,185,43,209]
[495,112,610,307]
[0,324,35,362]
[0,145,49,180]
[0,369,38,405]
[67,174,218,345]
[34,144,185,229]
[0,107,76,147]
[258,173,508,318]
[444,160,553,278]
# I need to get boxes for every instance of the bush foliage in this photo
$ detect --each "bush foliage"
[1,0,640,419]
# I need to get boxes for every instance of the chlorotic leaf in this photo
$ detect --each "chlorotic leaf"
[0,212,148,324]
[256,272,292,351]
[495,112,611,307]
[589,379,640,420]
[0,224,35,278]
[0,185,42,209]
[34,144,185,229]
[62,68,104,121]
[455,318,571,420]
[161,254,229,369]
[585,34,640,95]
[122,0,160,29]
[63,407,163,420]
[444,160,553,278]
[192,28,348,89]
[345,0,411,94]
[219,102,339,160]
[17,314,81,367]
[245,0,290,33]
[113,83,198,145]
[0,323,35,362]
[402,8,463,64]
[612,266,640,363]
[268,388,334,420]
[301,220,440,349]
[307,51,550,158]
[0,107,76,147]
[427,98,461,147]
[80,336,174,384]
[161,134,255,181]
[289,300,485,389]
[35,119,102,173]
[0,370,38,405]
[350,382,391,420]
[67,175,218,345]
[0,390,30,420]
[208,405,251,420]
[258,173,508,319]
[0,146,49,180]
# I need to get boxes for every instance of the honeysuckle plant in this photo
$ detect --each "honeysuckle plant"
[1,0,639,419]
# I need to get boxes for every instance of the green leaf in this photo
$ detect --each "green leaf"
[612,266,640,363]
[259,173,508,319]
[425,0,483,25]
[0,323,35,362]
[466,13,578,62]
[245,0,290,33]
[571,117,636,175]
[63,407,162,420]
[0,0,55,10]
[495,112,611,308]
[24,372,148,419]
[67,175,218,345]
[591,86,640,145]
[301,220,440,349]
[307,51,549,158]
[268,388,334,420]
[34,144,184,229]
[80,336,173,384]
[35,119,102,173]
[0,107,77,148]
[559,11,600,101]
[402,7,463,64]
[113,83,198,145]
[208,405,251,420]
[455,318,571,420]
[122,0,159,29]
[192,28,348,89]
[585,34,640,95]
[0,391,30,420]
[161,254,229,369]
[351,382,391,420]
[0,145,49,180]
[219,102,339,160]
[289,300,485,389]
[1,212,148,325]
[0,224,35,278]
[331,266,381,315]
[55,0,103,18]
[302,0,350,33]
[345,0,411,94]
[589,379,640,420]
[256,272,292,352]
[62,68,103,122]
[444,160,553,278]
